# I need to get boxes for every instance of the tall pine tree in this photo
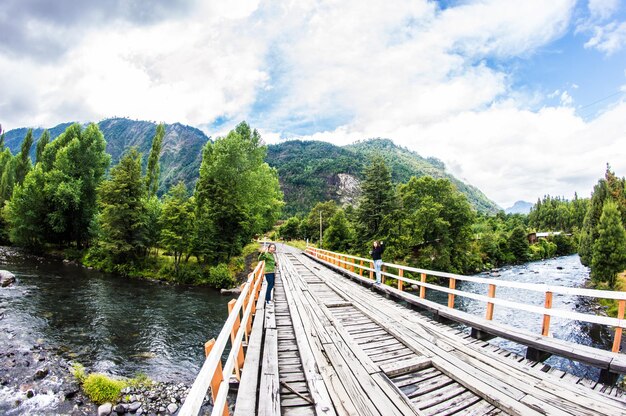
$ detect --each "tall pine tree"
[356,157,396,246]
[591,200,626,288]
[35,130,50,165]
[145,123,165,197]
[14,129,33,185]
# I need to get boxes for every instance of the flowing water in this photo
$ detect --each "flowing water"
[0,247,230,384]
[424,254,613,380]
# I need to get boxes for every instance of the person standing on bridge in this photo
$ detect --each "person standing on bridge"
[371,240,385,285]
[259,243,278,303]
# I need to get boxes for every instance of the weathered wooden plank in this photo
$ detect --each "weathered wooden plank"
[455,399,498,416]
[409,383,465,409]
[259,301,280,416]
[379,356,432,377]
[421,391,480,416]
[282,405,317,416]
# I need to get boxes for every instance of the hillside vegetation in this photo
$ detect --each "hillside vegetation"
[5,120,500,215]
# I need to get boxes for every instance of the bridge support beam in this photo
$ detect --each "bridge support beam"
[599,369,619,385]
[526,347,551,362]
[471,328,496,341]
[434,312,453,324]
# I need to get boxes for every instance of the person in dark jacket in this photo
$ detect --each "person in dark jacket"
[370,240,385,285]
[258,243,278,303]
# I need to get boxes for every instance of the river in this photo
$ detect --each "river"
[426,254,613,381]
[0,248,615,412]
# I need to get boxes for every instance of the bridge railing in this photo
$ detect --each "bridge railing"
[305,246,626,354]
[179,260,266,416]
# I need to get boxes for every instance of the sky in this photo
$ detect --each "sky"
[1,0,626,209]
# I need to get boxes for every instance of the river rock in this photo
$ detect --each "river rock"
[98,402,113,416]
[34,368,49,379]
[128,401,141,412]
[113,403,127,413]
[167,403,178,414]
[0,270,16,287]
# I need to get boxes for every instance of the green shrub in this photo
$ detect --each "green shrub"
[208,263,235,288]
[127,373,152,389]
[70,362,86,383]
[82,373,126,404]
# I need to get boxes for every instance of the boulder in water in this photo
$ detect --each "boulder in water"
[0,270,15,287]
[98,402,113,416]
[220,287,242,295]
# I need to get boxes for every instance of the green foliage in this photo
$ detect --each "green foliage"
[35,130,49,165]
[95,147,147,267]
[126,373,153,389]
[508,226,530,263]
[82,373,125,404]
[324,210,354,252]
[528,194,588,233]
[14,129,33,186]
[591,200,626,288]
[303,201,338,244]
[144,195,163,256]
[194,122,282,264]
[356,157,396,245]
[145,124,165,197]
[0,148,15,204]
[160,182,194,272]
[208,263,235,288]
[529,239,557,260]
[279,217,301,240]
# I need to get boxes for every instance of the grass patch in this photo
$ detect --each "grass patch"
[282,240,311,251]
[82,373,126,404]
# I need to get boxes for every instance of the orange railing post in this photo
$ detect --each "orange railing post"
[228,300,245,380]
[420,273,426,298]
[382,265,387,285]
[447,278,456,308]
[486,284,496,320]
[398,269,404,291]
[542,291,553,337]
[369,262,374,280]
[359,260,364,276]
[612,300,625,352]
[204,340,229,415]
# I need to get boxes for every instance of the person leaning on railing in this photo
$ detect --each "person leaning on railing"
[258,243,278,303]
[370,240,385,285]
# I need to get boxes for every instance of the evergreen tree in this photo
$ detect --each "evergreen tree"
[0,149,15,204]
[324,209,353,252]
[508,226,530,263]
[35,130,50,165]
[160,182,194,272]
[356,157,396,244]
[96,148,147,266]
[144,195,163,257]
[303,201,338,244]
[579,179,609,266]
[591,200,626,288]
[14,129,33,185]
[145,124,165,197]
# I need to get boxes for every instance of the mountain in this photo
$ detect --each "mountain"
[4,118,210,194]
[5,120,500,216]
[267,138,501,217]
[505,200,533,215]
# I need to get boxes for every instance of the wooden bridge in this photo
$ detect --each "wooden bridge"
[179,244,626,416]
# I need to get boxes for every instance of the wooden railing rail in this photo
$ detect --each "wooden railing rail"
[179,260,266,416]
[305,246,626,353]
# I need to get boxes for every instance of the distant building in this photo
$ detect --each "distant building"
[527,231,566,244]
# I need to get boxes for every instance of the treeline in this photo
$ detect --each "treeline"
[0,122,282,287]
[278,157,577,274]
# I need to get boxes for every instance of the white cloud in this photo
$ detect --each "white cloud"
[560,91,573,106]
[588,0,619,20]
[584,20,626,54]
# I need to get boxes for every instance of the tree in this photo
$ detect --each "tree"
[43,123,110,246]
[395,176,475,272]
[96,148,147,266]
[579,179,609,266]
[4,165,48,250]
[145,124,165,197]
[279,217,301,241]
[0,149,15,204]
[144,195,163,257]
[14,129,33,185]
[303,201,338,244]
[356,157,396,244]
[324,210,354,252]
[193,122,282,263]
[508,226,530,263]
[591,200,626,288]
[35,130,50,165]
[160,182,194,273]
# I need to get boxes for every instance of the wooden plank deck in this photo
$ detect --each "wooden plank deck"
[237,244,626,416]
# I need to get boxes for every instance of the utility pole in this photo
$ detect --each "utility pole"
[319,211,323,248]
